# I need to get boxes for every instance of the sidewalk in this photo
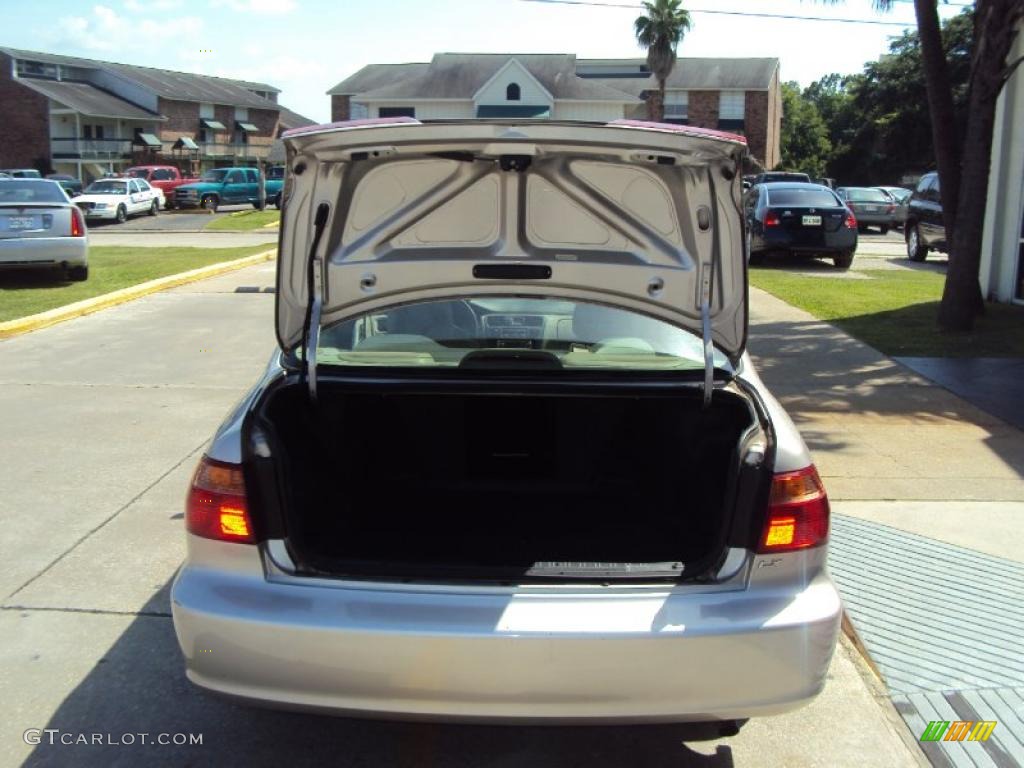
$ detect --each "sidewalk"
[748,286,1024,767]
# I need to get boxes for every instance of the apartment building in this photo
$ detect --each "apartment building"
[327,53,781,167]
[0,48,312,181]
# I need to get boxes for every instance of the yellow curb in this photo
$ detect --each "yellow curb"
[0,248,276,340]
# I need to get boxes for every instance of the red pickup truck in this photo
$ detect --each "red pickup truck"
[125,165,199,209]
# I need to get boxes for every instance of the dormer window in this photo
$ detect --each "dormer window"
[506,83,521,101]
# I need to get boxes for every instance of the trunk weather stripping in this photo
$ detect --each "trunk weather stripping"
[301,202,331,402]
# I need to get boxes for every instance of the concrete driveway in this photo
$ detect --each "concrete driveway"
[0,263,923,767]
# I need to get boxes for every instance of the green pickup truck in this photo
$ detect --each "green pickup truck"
[173,167,284,211]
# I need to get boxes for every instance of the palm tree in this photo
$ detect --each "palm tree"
[634,0,693,121]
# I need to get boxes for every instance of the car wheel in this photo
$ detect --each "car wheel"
[149,200,159,216]
[201,195,218,212]
[880,225,890,235]
[748,251,766,266]
[252,201,264,210]
[906,224,928,262]
[833,251,854,269]
[273,194,282,210]
[115,205,127,223]
[67,265,88,281]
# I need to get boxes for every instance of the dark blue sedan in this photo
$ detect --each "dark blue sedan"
[743,183,858,269]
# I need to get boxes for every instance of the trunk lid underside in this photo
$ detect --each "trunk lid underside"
[277,120,749,361]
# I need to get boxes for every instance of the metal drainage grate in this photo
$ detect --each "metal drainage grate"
[829,515,1024,767]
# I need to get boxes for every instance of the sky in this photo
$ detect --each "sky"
[0,0,968,123]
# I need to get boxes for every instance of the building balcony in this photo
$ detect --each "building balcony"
[198,142,270,160]
[51,137,134,160]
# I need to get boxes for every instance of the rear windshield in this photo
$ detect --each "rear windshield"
[85,180,128,195]
[0,180,69,203]
[766,188,839,207]
[318,297,731,372]
[843,188,889,202]
[126,168,150,179]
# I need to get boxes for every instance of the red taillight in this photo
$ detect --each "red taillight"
[764,210,781,227]
[185,456,254,543]
[843,211,857,229]
[70,207,84,237]
[886,205,896,214]
[757,466,830,552]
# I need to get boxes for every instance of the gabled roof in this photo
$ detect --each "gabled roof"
[327,63,431,95]
[0,47,281,110]
[276,105,316,131]
[577,57,780,93]
[16,78,163,120]
[352,54,641,103]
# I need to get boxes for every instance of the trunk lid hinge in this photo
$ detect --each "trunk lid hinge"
[700,263,714,409]
[301,203,331,403]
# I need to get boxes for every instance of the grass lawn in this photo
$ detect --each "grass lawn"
[750,267,1024,357]
[205,209,280,232]
[0,245,271,323]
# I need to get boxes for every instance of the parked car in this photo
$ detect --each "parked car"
[46,173,84,198]
[744,182,857,268]
[74,177,163,222]
[126,165,199,209]
[1,168,42,179]
[904,171,947,262]
[877,186,912,229]
[835,187,896,234]
[0,177,88,280]
[751,171,811,185]
[173,167,284,211]
[171,119,841,725]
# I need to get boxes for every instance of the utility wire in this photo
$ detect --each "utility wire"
[519,0,969,25]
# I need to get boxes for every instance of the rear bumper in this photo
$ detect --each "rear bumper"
[82,208,119,220]
[0,237,87,267]
[851,213,893,225]
[171,542,842,723]
[753,230,856,254]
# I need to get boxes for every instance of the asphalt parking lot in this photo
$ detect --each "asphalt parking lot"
[84,203,262,233]
[0,262,923,768]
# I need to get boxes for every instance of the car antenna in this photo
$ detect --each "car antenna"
[300,202,331,404]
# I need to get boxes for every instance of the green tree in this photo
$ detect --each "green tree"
[634,0,692,121]
[779,82,832,178]
[820,0,1024,330]
[813,11,972,185]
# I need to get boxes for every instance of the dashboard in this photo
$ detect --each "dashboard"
[481,314,549,347]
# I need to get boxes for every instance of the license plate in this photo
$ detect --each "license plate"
[865,205,879,212]
[5,215,36,231]
[802,215,822,226]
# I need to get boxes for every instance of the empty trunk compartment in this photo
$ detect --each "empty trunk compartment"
[251,378,766,582]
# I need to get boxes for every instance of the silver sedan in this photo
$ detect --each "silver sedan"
[172,119,841,726]
[0,178,88,280]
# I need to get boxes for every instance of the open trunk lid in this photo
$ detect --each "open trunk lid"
[277,118,749,372]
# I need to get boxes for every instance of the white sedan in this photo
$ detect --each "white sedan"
[74,177,164,222]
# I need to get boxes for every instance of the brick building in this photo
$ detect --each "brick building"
[0,48,312,182]
[327,54,781,168]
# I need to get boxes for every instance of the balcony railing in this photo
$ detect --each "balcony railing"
[51,137,271,161]
[198,142,270,159]
[51,137,134,159]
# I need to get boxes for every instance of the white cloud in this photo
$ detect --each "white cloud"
[123,0,182,11]
[212,0,297,15]
[55,4,203,52]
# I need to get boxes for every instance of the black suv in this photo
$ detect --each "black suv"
[905,172,947,261]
